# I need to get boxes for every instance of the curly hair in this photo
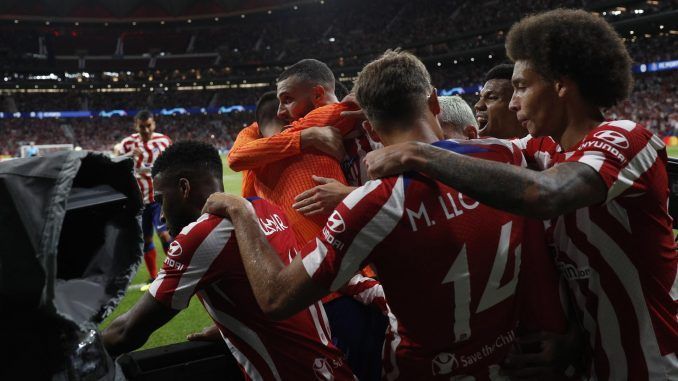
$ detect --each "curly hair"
[506,8,633,108]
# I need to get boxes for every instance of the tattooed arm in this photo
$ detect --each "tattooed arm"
[364,141,606,219]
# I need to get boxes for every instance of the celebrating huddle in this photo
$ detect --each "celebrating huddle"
[103,9,677,381]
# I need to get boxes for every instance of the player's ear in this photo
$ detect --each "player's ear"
[178,178,191,200]
[554,77,571,99]
[362,120,381,143]
[312,85,326,105]
[428,89,441,116]
[464,125,478,140]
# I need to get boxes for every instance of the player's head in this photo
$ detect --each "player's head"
[135,109,156,140]
[151,141,224,236]
[276,59,337,122]
[354,49,443,145]
[506,9,632,138]
[475,64,525,139]
[438,95,478,140]
[256,91,286,138]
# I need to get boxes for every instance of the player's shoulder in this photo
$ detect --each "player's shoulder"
[434,137,524,166]
[151,132,171,141]
[167,214,232,258]
[341,176,406,211]
[177,213,230,240]
[121,134,138,143]
[581,120,664,154]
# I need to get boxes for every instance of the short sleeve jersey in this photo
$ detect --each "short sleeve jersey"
[119,132,172,204]
[149,198,355,381]
[300,138,566,380]
[515,120,677,380]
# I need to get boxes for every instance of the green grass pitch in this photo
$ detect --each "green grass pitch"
[101,147,678,351]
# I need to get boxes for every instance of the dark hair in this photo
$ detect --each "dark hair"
[152,141,223,181]
[255,91,279,127]
[277,59,335,90]
[135,109,153,121]
[335,79,349,100]
[506,8,633,107]
[354,49,432,126]
[484,64,514,82]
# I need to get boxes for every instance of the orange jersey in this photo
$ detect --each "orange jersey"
[229,123,259,197]
[253,103,362,244]
[227,122,302,172]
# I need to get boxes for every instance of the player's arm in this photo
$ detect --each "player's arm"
[228,126,345,171]
[102,293,178,357]
[364,141,606,219]
[228,125,300,171]
[293,175,357,216]
[203,193,327,320]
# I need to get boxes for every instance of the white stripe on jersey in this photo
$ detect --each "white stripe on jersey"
[383,306,401,381]
[148,272,166,296]
[223,335,264,381]
[343,179,382,209]
[607,120,637,132]
[202,293,282,381]
[302,238,329,277]
[329,176,405,291]
[308,302,330,346]
[606,139,659,202]
[577,151,606,172]
[553,218,598,351]
[346,274,386,307]
[576,208,668,379]
[589,271,627,379]
[671,271,678,301]
[170,219,234,309]
[605,199,632,233]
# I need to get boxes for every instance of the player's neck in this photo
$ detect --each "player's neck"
[557,103,605,151]
[315,93,339,108]
[381,119,442,146]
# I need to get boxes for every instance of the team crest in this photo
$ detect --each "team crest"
[167,241,182,257]
[327,211,345,233]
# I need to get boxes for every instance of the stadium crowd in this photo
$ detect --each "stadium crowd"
[2,2,677,380]
[0,111,251,155]
[1,68,675,157]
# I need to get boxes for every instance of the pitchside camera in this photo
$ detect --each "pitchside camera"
[0,151,143,380]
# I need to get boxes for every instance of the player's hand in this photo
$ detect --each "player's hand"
[502,330,582,380]
[301,126,346,161]
[201,192,251,218]
[293,176,356,216]
[186,324,221,342]
[339,94,366,121]
[364,141,422,179]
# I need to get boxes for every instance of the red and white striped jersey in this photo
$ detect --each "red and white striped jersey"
[119,132,172,204]
[149,198,355,381]
[516,120,678,380]
[300,138,566,380]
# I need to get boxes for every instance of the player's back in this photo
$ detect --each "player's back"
[151,198,354,381]
[375,153,525,379]
[253,102,361,243]
[303,138,555,380]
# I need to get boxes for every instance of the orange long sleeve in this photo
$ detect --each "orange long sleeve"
[252,103,362,244]
[227,122,302,172]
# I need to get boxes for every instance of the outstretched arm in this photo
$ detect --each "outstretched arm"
[364,142,606,219]
[102,293,178,357]
[228,127,345,171]
[202,194,328,320]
